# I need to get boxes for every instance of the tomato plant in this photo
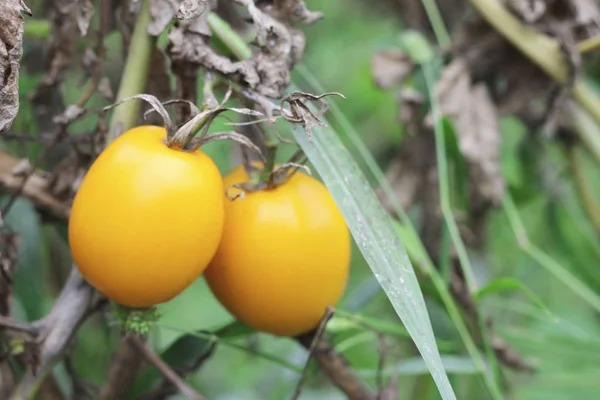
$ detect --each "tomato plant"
[204,164,351,337]
[68,125,225,308]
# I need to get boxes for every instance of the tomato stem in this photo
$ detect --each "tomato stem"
[107,0,154,143]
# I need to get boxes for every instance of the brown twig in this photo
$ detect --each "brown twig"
[0,316,39,335]
[136,341,217,400]
[291,307,335,400]
[296,332,375,400]
[0,127,69,218]
[11,268,98,399]
[99,339,147,400]
[75,0,110,108]
[0,150,71,220]
[127,336,206,400]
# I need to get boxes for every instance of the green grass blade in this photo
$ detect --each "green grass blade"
[287,88,457,400]
[475,277,556,321]
[503,195,600,312]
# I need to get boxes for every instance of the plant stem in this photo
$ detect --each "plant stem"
[261,142,277,184]
[578,35,600,54]
[108,0,155,142]
[567,144,600,236]
[421,0,451,48]
[207,12,252,60]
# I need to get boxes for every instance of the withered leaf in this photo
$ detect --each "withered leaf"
[274,0,323,24]
[426,58,505,210]
[97,77,114,100]
[0,0,28,133]
[175,0,207,20]
[149,0,178,36]
[570,0,600,27]
[76,0,94,36]
[371,49,414,89]
[506,0,546,23]
[148,0,182,35]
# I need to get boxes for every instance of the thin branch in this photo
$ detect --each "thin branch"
[0,128,68,218]
[296,334,375,400]
[127,336,206,400]
[11,269,98,399]
[291,307,334,400]
[136,341,217,400]
[75,0,110,107]
[99,339,147,400]
[0,149,71,220]
[0,316,38,336]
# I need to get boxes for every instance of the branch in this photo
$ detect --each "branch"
[291,307,334,400]
[0,149,70,220]
[127,336,206,400]
[108,0,155,140]
[98,339,147,400]
[296,334,375,400]
[10,268,97,399]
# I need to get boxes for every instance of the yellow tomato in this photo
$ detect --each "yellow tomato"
[68,125,225,308]
[204,164,351,336]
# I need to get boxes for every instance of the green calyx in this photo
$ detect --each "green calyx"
[112,303,160,335]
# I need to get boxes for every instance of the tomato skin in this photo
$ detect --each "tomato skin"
[204,164,351,337]
[68,125,225,308]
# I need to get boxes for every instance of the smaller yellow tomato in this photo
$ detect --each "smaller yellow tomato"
[204,164,351,337]
[68,125,225,308]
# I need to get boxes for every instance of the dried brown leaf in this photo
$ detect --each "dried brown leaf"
[175,0,207,19]
[97,77,114,100]
[148,0,179,36]
[76,0,94,35]
[0,0,28,133]
[31,0,79,116]
[426,58,505,211]
[273,0,323,24]
[168,0,307,98]
[371,50,414,89]
[506,0,547,23]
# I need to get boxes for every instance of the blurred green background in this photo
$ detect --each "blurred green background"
[3,0,600,399]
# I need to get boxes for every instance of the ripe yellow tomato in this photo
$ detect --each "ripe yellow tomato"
[68,125,225,308]
[204,164,351,336]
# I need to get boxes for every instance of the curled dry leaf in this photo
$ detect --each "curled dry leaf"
[176,0,207,20]
[0,0,28,133]
[76,0,94,35]
[149,0,180,36]
[426,58,505,212]
[280,91,344,140]
[371,50,414,90]
[103,93,175,133]
[97,77,114,100]
[149,0,210,36]
[506,0,547,23]
[272,0,323,24]
[168,0,316,99]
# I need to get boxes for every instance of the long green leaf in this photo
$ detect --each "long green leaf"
[358,355,480,378]
[287,88,456,400]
